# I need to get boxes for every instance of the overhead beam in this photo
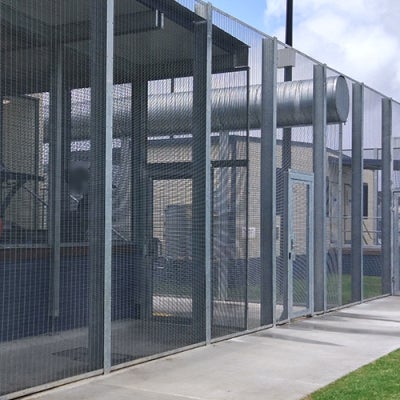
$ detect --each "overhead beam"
[2,2,247,70]
[115,55,248,83]
[136,0,249,68]
[1,3,163,51]
[1,53,244,97]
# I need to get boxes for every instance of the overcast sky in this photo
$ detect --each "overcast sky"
[210,0,400,101]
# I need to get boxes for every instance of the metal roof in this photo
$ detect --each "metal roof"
[1,0,249,95]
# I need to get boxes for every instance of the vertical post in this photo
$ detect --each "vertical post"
[0,94,3,161]
[48,48,67,326]
[131,76,150,319]
[372,148,379,244]
[88,0,114,372]
[284,171,291,319]
[216,131,230,301]
[283,0,293,170]
[382,98,393,294]
[281,36,292,320]
[351,83,364,302]
[193,2,212,343]
[0,90,3,218]
[394,194,400,295]
[244,68,250,329]
[282,84,292,176]
[338,123,343,305]
[313,64,327,312]
[60,90,72,238]
[260,37,277,326]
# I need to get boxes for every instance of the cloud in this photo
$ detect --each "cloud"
[264,0,400,100]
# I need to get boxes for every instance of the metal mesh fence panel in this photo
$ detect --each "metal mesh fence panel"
[392,103,400,190]
[0,0,398,397]
[110,1,207,365]
[0,0,105,395]
[340,78,355,305]
[290,178,312,316]
[275,53,315,322]
[393,101,400,295]
[362,88,384,298]
[326,121,342,309]
[210,8,262,332]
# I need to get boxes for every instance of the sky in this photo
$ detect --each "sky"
[209,0,400,101]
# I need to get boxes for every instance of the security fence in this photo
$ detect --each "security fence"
[0,0,399,398]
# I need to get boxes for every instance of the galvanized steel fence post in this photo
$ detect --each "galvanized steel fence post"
[313,64,327,312]
[48,48,67,328]
[382,98,393,294]
[338,123,344,305]
[193,2,212,344]
[131,77,150,320]
[88,0,114,372]
[351,83,364,302]
[260,37,277,326]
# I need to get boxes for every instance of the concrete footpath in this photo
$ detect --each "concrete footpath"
[28,296,400,400]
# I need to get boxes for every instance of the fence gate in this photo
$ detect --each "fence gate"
[393,192,400,295]
[286,171,314,319]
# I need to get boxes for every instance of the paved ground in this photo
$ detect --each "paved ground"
[27,296,400,400]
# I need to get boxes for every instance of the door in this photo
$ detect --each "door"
[286,170,314,319]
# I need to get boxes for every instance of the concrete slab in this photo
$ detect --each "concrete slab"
[27,296,400,400]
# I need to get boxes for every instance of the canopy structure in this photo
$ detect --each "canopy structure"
[1,0,249,95]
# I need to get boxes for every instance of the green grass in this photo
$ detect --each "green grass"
[304,349,400,400]
[153,272,383,305]
[341,274,382,305]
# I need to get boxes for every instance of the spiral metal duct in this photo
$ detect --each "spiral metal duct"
[146,75,349,134]
[45,75,349,140]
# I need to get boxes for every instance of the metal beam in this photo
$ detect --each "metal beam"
[382,98,393,294]
[1,3,163,51]
[136,0,249,68]
[216,132,230,302]
[146,160,248,181]
[1,54,246,98]
[116,55,248,83]
[338,123,344,305]
[351,83,364,302]
[192,2,212,344]
[56,10,163,43]
[48,48,66,327]
[131,76,150,320]
[88,0,114,373]
[313,64,327,312]
[0,83,3,213]
[260,37,277,326]
[0,3,50,50]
